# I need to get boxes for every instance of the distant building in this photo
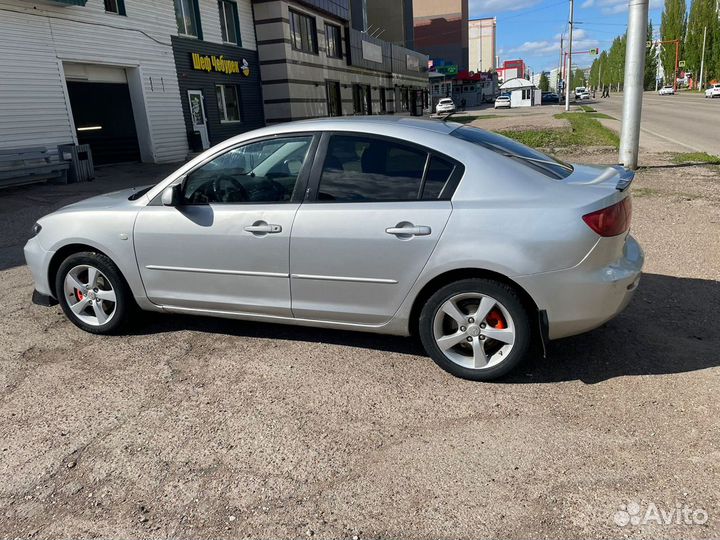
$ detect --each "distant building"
[496,59,527,82]
[366,0,414,48]
[412,0,469,72]
[468,17,496,72]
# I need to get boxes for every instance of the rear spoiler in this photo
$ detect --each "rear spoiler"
[612,165,635,192]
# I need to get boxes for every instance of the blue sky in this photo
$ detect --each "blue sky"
[468,0,664,73]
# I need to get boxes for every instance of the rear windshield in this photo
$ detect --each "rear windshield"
[449,126,573,179]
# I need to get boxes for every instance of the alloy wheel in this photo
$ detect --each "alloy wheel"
[62,264,117,326]
[432,292,516,370]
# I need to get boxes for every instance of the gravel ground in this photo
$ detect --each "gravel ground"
[1,152,719,539]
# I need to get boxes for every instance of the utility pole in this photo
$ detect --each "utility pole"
[619,0,649,170]
[699,26,707,91]
[565,0,574,111]
[559,34,564,92]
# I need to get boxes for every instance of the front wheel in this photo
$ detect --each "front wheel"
[418,279,532,381]
[55,252,132,334]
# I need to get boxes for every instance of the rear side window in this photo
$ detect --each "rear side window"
[422,156,455,200]
[450,126,573,179]
[318,135,427,202]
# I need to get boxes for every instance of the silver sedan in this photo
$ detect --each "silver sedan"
[25,117,643,381]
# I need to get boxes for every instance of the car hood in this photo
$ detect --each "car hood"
[52,185,152,214]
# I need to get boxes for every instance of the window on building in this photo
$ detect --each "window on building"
[219,0,241,45]
[325,23,342,58]
[216,84,241,122]
[104,0,126,15]
[326,81,342,117]
[401,88,409,111]
[318,135,428,202]
[174,0,202,38]
[522,89,531,100]
[379,87,386,113]
[290,10,318,54]
[182,136,313,204]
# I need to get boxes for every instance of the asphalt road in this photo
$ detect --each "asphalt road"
[593,91,720,155]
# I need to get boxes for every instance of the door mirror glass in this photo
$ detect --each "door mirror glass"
[161,183,182,206]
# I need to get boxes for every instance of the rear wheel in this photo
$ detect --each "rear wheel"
[55,252,131,334]
[419,279,532,381]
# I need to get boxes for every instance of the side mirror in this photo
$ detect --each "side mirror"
[161,183,182,206]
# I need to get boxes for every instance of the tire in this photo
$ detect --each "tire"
[418,278,532,381]
[55,251,132,334]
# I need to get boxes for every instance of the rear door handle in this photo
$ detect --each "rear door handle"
[244,223,282,234]
[385,225,432,237]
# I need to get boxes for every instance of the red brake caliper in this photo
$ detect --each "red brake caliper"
[75,289,84,301]
[486,309,507,329]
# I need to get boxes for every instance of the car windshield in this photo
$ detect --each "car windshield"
[450,126,573,179]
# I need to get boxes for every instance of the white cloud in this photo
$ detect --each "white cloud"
[595,0,662,14]
[508,28,599,56]
[580,0,595,8]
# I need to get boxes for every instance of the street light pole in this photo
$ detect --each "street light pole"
[565,0,574,111]
[699,26,707,91]
[619,0,649,170]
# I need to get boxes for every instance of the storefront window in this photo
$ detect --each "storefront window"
[216,84,241,122]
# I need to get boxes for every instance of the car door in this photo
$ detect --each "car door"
[289,132,463,325]
[134,134,317,316]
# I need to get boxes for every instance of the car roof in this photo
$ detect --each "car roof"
[255,116,463,136]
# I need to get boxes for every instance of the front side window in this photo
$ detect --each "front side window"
[450,125,572,179]
[219,0,241,45]
[104,0,126,15]
[175,0,201,37]
[182,136,313,204]
[216,84,241,123]
[317,135,428,202]
[325,23,342,58]
[290,10,318,54]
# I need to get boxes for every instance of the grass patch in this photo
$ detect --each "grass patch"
[579,105,596,112]
[496,112,619,148]
[671,152,720,165]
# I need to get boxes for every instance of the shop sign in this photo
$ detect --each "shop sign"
[191,53,250,76]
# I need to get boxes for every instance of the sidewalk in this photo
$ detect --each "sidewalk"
[0,161,183,271]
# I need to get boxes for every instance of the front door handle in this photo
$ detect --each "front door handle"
[244,222,282,234]
[385,224,432,237]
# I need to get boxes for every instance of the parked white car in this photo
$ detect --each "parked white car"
[436,98,456,114]
[705,84,720,98]
[658,85,675,95]
[494,94,511,109]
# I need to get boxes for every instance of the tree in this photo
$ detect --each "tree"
[659,0,686,83]
[645,21,659,90]
[539,72,550,91]
[572,68,585,89]
[685,0,720,84]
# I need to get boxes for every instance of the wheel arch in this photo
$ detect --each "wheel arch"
[48,243,114,298]
[408,268,541,338]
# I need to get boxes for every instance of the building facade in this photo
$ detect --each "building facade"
[366,0,414,48]
[468,17,495,73]
[0,0,265,164]
[253,0,429,123]
[412,0,468,72]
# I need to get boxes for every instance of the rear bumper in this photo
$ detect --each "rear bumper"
[515,234,644,340]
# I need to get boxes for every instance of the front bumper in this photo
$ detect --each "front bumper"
[515,234,644,340]
[24,236,55,299]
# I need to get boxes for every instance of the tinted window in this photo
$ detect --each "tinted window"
[450,125,573,179]
[182,136,312,204]
[422,156,455,200]
[318,135,428,202]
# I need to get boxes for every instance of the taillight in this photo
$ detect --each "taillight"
[582,197,632,237]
